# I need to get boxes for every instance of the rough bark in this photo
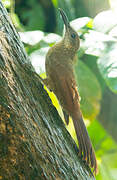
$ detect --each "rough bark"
[0,2,95,180]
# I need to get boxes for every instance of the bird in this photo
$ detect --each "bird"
[43,8,98,175]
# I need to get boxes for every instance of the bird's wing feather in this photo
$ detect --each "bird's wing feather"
[48,65,97,174]
[48,65,79,112]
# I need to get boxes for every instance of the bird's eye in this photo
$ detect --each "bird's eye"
[71,33,76,39]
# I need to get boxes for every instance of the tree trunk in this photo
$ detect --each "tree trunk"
[0,2,95,180]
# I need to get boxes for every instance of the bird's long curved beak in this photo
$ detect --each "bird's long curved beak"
[59,8,70,29]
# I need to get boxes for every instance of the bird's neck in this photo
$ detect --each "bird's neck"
[57,40,77,59]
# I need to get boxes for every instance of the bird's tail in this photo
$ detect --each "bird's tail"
[72,112,98,175]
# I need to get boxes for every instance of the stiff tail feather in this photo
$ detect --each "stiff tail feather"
[72,113,98,175]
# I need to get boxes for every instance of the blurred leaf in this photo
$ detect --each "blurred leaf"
[97,162,114,180]
[75,60,101,119]
[109,0,117,12]
[83,30,115,57]
[26,32,62,73]
[43,33,61,45]
[19,31,44,46]
[20,31,61,46]
[86,19,93,29]
[22,4,45,31]
[87,115,117,180]
[80,54,106,93]
[2,0,10,8]
[109,25,117,38]
[93,10,117,33]
[88,120,106,151]
[70,17,91,31]
[88,120,117,155]
[98,42,117,93]
[11,13,22,29]
[51,0,58,7]
[96,152,117,180]
[30,47,49,73]
[20,31,61,55]
[56,0,75,34]
[88,120,117,180]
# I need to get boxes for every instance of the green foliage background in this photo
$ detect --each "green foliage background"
[2,0,117,179]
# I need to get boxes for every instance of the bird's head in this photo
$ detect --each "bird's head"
[59,8,80,52]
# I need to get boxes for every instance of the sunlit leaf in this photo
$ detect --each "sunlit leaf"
[43,33,61,45]
[109,0,117,11]
[98,42,117,93]
[10,13,23,29]
[88,120,117,180]
[30,47,49,73]
[83,30,115,56]
[109,25,117,37]
[29,32,61,73]
[19,31,44,45]
[93,10,117,33]
[2,0,10,8]
[86,19,93,29]
[51,0,58,7]
[88,120,117,155]
[70,17,91,31]
[20,31,61,48]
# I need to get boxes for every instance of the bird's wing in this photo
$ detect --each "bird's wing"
[48,65,80,113]
[48,65,98,174]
